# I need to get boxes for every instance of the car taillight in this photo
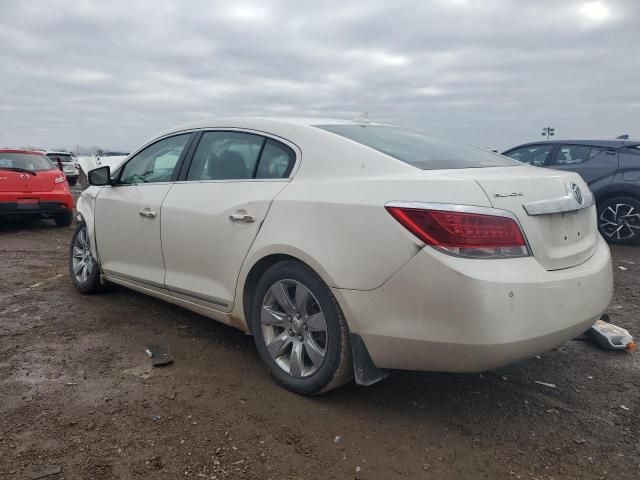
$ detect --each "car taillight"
[54,175,66,184]
[385,204,529,259]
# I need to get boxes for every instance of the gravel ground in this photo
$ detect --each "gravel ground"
[1,205,639,479]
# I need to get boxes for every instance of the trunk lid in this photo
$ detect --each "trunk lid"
[0,169,57,193]
[437,166,599,270]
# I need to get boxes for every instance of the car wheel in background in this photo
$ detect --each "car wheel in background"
[68,177,77,186]
[251,261,353,395]
[54,212,73,227]
[70,222,103,293]
[597,196,640,245]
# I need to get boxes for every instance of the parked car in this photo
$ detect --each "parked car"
[503,140,640,244]
[45,151,79,185]
[71,118,612,394]
[0,149,74,226]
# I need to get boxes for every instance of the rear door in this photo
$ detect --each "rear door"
[161,130,296,311]
[549,144,618,185]
[95,133,193,285]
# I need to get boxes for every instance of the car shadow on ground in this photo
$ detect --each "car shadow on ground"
[100,280,621,435]
[0,216,66,233]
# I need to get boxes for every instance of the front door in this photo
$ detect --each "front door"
[161,130,296,310]
[95,133,192,285]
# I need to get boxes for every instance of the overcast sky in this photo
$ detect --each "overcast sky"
[0,0,638,151]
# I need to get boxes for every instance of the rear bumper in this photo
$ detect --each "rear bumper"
[334,235,613,372]
[0,192,74,215]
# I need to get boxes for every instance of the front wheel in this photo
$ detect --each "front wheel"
[597,196,640,245]
[251,261,352,395]
[69,222,103,293]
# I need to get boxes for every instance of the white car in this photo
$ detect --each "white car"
[45,151,79,185]
[71,117,613,394]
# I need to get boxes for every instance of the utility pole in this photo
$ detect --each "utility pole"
[542,126,555,140]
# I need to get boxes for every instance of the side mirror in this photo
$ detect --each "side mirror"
[88,166,111,186]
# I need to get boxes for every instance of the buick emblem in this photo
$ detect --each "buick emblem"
[570,182,583,205]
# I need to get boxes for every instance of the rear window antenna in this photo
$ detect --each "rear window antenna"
[352,112,370,124]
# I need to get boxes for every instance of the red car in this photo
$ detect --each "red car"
[0,149,74,226]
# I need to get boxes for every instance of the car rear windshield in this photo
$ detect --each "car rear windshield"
[315,124,520,170]
[0,153,56,171]
[47,153,73,163]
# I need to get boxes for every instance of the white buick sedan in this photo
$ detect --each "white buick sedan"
[72,117,613,394]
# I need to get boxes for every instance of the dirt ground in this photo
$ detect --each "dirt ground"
[1,198,639,479]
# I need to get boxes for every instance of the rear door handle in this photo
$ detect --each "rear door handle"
[139,209,157,219]
[229,213,255,223]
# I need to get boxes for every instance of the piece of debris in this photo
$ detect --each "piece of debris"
[334,435,342,444]
[535,381,557,389]
[620,405,630,411]
[617,266,628,271]
[355,466,362,473]
[144,344,174,366]
[153,415,161,421]
[587,319,637,352]
[30,466,62,479]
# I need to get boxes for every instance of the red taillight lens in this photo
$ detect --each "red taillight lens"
[385,206,529,258]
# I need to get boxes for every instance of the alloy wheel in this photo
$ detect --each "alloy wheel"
[72,226,95,283]
[260,279,328,378]
[599,203,640,241]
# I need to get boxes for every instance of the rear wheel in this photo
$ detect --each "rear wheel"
[597,196,640,245]
[250,261,352,395]
[68,177,77,186]
[70,222,103,293]
[54,212,73,227]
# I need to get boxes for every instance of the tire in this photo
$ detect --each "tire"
[54,212,73,227]
[69,222,103,294]
[250,261,353,395]
[68,177,77,186]
[597,196,640,245]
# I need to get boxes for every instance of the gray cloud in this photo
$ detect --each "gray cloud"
[0,0,638,151]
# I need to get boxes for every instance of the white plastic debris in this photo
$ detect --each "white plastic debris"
[620,405,630,411]
[334,435,342,444]
[588,319,637,352]
[617,266,628,271]
[535,381,557,388]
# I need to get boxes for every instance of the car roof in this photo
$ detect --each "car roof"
[161,116,383,137]
[0,148,45,155]
[505,139,638,151]
[45,151,73,155]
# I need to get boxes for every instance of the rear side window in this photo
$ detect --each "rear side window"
[315,125,519,170]
[256,139,295,179]
[504,144,553,166]
[187,131,263,181]
[555,145,591,165]
[187,132,295,180]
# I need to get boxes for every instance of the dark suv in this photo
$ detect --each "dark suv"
[503,140,640,245]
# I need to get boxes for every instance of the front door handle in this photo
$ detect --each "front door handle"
[229,213,255,223]
[139,209,157,219]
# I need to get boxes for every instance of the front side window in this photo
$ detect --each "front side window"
[555,145,591,165]
[316,124,520,170]
[504,144,553,166]
[120,134,191,184]
[0,153,56,171]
